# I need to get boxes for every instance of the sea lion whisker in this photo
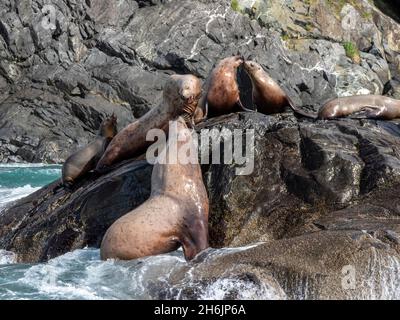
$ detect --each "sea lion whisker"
[95,75,202,171]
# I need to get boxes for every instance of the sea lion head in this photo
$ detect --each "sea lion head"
[221,55,244,69]
[99,113,118,138]
[163,74,202,121]
[243,60,263,75]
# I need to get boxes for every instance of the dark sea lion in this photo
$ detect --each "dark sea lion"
[243,60,316,118]
[96,74,202,172]
[100,117,209,261]
[318,95,400,120]
[62,114,118,187]
[199,55,251,118]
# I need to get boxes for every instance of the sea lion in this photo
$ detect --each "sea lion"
[100,117,209,261]
[96,74,202,172]
[62,114,118,187]
[199,55,251,118]
[193,104,208,125]
[318,95,400,120]
[243,60,315,118]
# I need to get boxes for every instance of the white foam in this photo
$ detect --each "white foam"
[0,185,40,210]
[199,277,285,300]
[0,250,17,265]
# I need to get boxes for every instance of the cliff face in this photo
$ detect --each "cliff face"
[1,0,400,162]
[2,0,400,299]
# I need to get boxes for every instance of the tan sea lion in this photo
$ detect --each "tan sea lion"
[62,114,118,187]
[96,74,202,172]
[193,104,208,125]
[199,55,251,118]
[100,117,209,261]
[243,60,316,118]
[318,95,400,120]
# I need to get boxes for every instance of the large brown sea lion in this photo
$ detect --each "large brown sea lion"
[243,60,315,118]
[62,114,118,187]
[100,117,209,261]
[199,55,251,118]
[318,95,400,120]
[95,74,202,172]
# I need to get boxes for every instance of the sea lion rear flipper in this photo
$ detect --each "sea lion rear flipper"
[236,99,254,113]
[287,97,317,119]
[349,106,383,119]
[203,101,209,120]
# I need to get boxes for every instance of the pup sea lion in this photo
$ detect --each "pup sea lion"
[62,114,118,187]
[101,117,209,261]
[318,95,400,120]
[199,56,251,118]
[243,60,316,118]
[96,74,202,172]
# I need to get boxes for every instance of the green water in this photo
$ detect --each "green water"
[0,164,61,188]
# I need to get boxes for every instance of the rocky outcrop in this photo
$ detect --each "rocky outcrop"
[2,0,400,299]
[2,111,400,299]
[0,160,152,262]
[1,0,400,162]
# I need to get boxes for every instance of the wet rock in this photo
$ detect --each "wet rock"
[168,228,400,299]
[0,160,152,262]
[2,112,400,261]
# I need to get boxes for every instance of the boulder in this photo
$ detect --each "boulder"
[1,0,400,162]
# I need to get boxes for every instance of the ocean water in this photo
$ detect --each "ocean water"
[1,164,400,300]
[0,164,61,210]
[0,164,280,300]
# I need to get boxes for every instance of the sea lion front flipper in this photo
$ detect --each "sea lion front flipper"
[181,237,199,261]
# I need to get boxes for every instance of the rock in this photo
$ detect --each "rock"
[1,0,400,162]
[2,0,400,300]
[3,112,400,298]
[0,86,134,163]
[0,160,152,262]
[1,111,400,248]
[166,228,400,299]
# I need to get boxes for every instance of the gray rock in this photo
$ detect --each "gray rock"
[1,0,400,162]
[2,112,400,299]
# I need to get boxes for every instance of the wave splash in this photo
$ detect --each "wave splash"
[0,248,284,300]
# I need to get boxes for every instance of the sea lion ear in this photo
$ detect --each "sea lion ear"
[111,113,117,122]
[235,51,245,61]
[246,54,254,61]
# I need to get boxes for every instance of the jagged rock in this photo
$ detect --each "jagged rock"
[2,0,400,300]
[1,0,400,162]
[2,112,400,299]
[166,227,400,299]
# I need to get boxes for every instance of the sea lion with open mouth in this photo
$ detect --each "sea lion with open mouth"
[100,117,209,261]
[96,74,202,172]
